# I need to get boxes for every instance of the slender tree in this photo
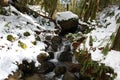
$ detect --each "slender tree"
[112,26,120,51]
[41,0,58,19]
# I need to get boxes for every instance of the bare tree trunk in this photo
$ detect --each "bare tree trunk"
[112,26,120,51]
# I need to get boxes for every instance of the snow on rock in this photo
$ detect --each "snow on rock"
[56,11,78,21]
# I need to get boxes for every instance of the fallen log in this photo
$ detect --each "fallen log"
[10,2,61,30]
[11,2,53,20]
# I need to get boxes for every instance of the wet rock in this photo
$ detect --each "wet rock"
[51,36,62,45]
[24,74,45,80]
[43,41,51,51]
[64,62,81,73]
[48,51,54,60]
[6,70,22,80]
[58,18,78,36]
[64,45,71,52]
[37,53,49,63]
[51,44,58,52]
[62,71,79,80]
[23,31,30,37]
[37,61,55,74]
[54,29,61,35]
[18,60,36,75]
[51,36,62,51]
[35,30,41,35]
[54,66,66,76]
[79,24,89,33]
[35,36,41,41]
[45,35,52,41]
[58,51,73,62]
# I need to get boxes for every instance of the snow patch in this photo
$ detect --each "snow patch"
[56,11,78,21]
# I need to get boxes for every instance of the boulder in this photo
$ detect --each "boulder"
[58,51,73,62]
[37,61,55,74]
[18,60,36,75]
[37,53,49,63]
[56,11,79,35]
[54,66,66,76]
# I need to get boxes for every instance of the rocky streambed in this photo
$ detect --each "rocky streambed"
[5,11,117,80]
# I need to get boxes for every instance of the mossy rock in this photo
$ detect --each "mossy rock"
[23,32,30,36]
[7,35,16,42]
[18,41,27,49]
[31,41,37,45]
[117,17,120,23]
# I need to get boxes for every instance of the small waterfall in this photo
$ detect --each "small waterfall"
[50,38,71,62]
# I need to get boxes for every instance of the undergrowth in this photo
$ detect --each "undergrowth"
[74,49,117,80]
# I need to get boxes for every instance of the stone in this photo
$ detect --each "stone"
[37,53,49,63]
[43,41,51,51]
[51,36,62,51]
[54,66,66,76]
[78,23,89,33]
[62,71,79,80]
[48,51,54,60]
[56,11,79,36]
[6,70,22,80]
[18,60,36,75]
[51,36,62,45]
[24,74,45,80]
[37,61,55,74]
[45,35,52,41]
[58,51,73,62]
[64,45,71,52]
[58,19,78,36]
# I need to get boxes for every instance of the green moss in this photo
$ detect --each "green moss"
[23,32,31,36]
[18,41,27,49]
[35,36,41,41]
[31,41,37,45]
[117,17,120,23]
[102,43,110,56]
[7,35,15,42]
[5,22,11,28]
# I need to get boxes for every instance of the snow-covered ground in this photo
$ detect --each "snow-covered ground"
[82,5,120,80]
[0,6,51,80]
[0,5,120,80]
